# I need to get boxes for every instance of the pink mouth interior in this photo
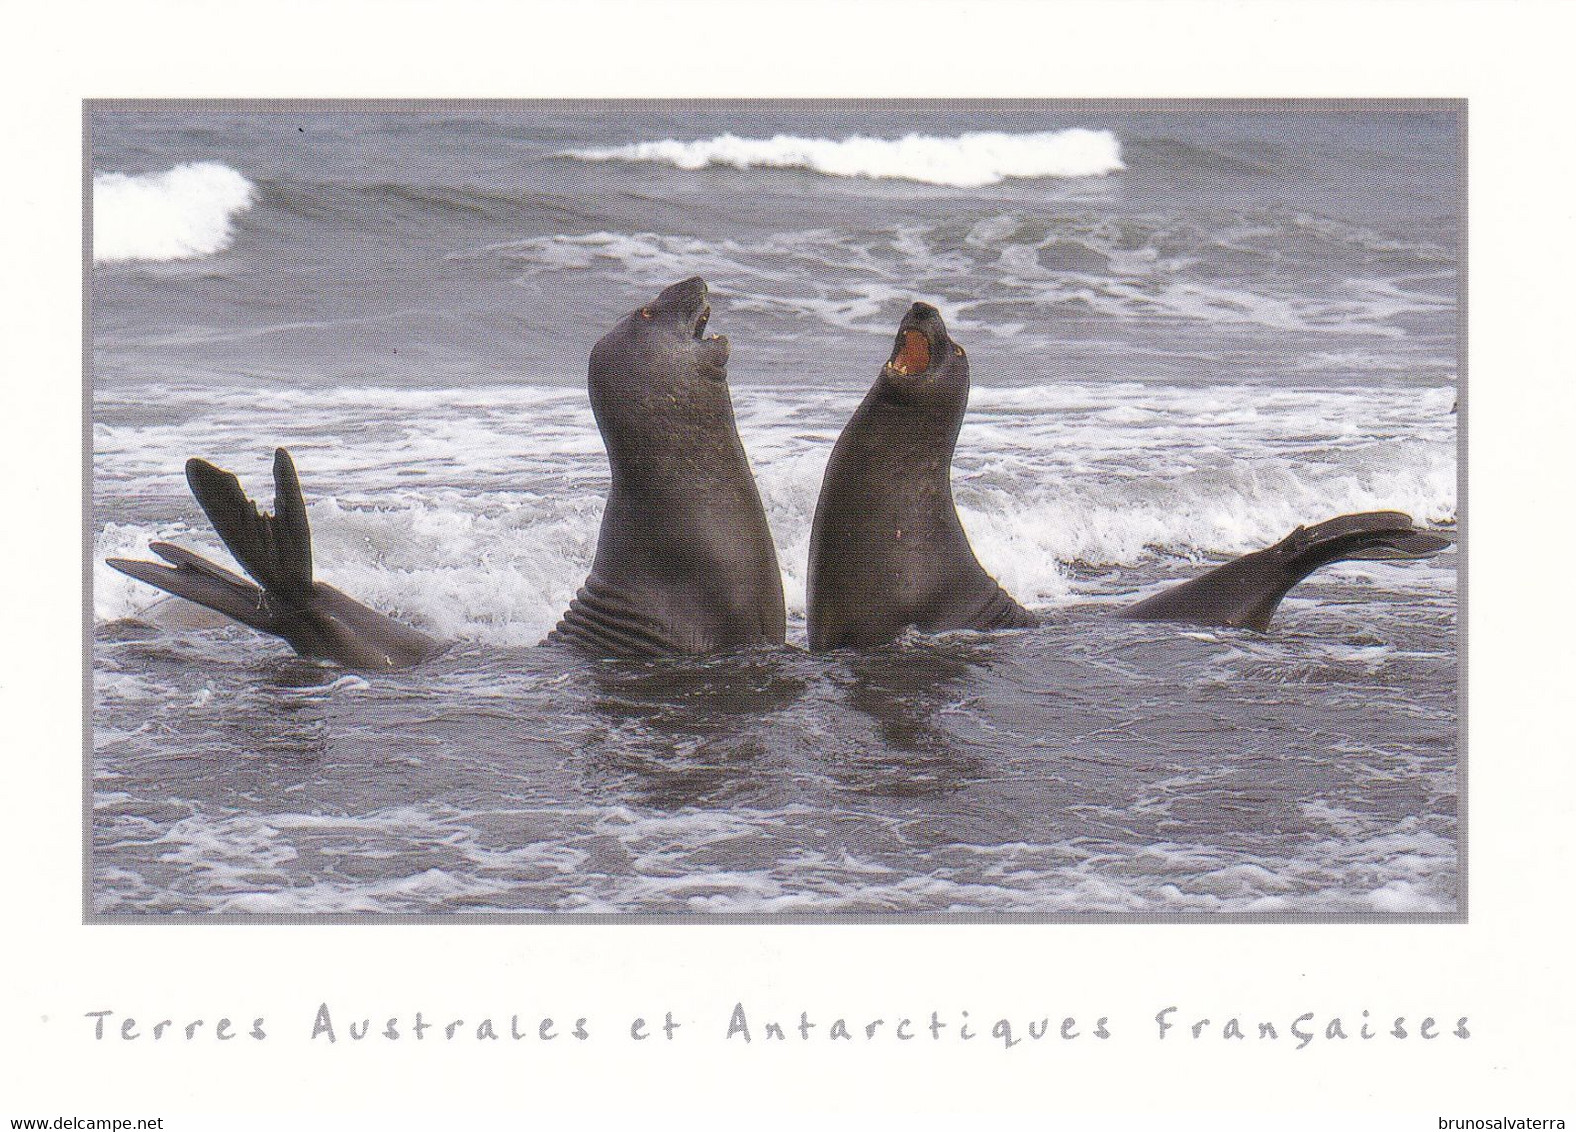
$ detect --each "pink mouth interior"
[890,330,930,375]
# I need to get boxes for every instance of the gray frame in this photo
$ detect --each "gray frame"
[84,98,1466,924]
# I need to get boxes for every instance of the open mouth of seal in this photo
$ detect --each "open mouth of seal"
[888,329,931,376]
[882,302,961,380]
[690,298,729,378]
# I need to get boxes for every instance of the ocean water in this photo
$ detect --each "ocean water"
[89,106,1460,917]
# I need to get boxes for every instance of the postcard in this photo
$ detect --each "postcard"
[4,2,1572,1126]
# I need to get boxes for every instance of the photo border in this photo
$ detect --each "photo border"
[83,96,1468,927]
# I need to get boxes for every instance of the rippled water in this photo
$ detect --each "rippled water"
[90,106,1460,916]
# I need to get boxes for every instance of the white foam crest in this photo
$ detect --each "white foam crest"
[498,230,787,286]
[94,671,161,704]
[566,130,1124,188]
[104,382,582,414]
[93,162,256,263]
[961,446,1455,602]
[94,381,1454,637]
[94,386,601,503]
[988,271,1412,339]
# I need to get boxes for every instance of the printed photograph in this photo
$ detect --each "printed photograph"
[89,102,1461,918]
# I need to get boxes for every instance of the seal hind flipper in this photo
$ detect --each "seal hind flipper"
[184,447,313,606]
[1270,512,1455,566]
[1120,511,1454,632]
[149,541,262,592]
[107,448,441,670]
[107,547,275,635]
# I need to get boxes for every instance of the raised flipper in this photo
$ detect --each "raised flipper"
[107,448,442,671]
[1119,511,1454,631]
[184,448,314,603]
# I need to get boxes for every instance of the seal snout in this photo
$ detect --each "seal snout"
[648,276,723,344]
[656,275,709,315]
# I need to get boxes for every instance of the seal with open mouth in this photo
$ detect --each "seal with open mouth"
[806,302,1037,651]
[806,302,1453,650]
[547,276,787,655]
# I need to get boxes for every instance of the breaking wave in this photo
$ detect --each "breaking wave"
[565,129,1124,188]
[93,161,256,263]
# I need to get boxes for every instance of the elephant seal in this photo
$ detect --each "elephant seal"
[1119,511,1452,631]
[547,276,787,656]
[107,448,442,670]
[806,301,1037,651]
[108,278,786,667]
[806,302,1452,649]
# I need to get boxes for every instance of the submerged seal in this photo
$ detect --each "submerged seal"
[547,276,787,655]
[806,302,1036,651]
[806,303,1452,649]
[107,448,442,670]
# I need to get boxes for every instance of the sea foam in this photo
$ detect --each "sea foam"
[93,162,256,263]
[92,378,1457,644]
[566,130,1124,188]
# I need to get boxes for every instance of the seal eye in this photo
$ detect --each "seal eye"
[639,308,653,320]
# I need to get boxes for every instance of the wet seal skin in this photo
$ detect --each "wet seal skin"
[806,303,1453,649]
[108,288,1450,667]
[107,447,443,671]
[106,278,786,668]
[1118,511,1453,631]
[806,302,1038,651]
[547,276,787,656]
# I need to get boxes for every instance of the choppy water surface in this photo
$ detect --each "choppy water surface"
[91,107,1459,915]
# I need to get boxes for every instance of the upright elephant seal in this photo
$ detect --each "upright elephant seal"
[107,448,443,670]
[108,277,785,667]
[807,301,1037,651]
[547,276,787,656]
[806,302,1452,650]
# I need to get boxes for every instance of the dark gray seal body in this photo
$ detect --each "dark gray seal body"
[107,448,442,671]
[806,302,1036,651]
[547,277,787,656]
[106,278,783,668]
[1119,511,1452,631]
[806,303,1452,649]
